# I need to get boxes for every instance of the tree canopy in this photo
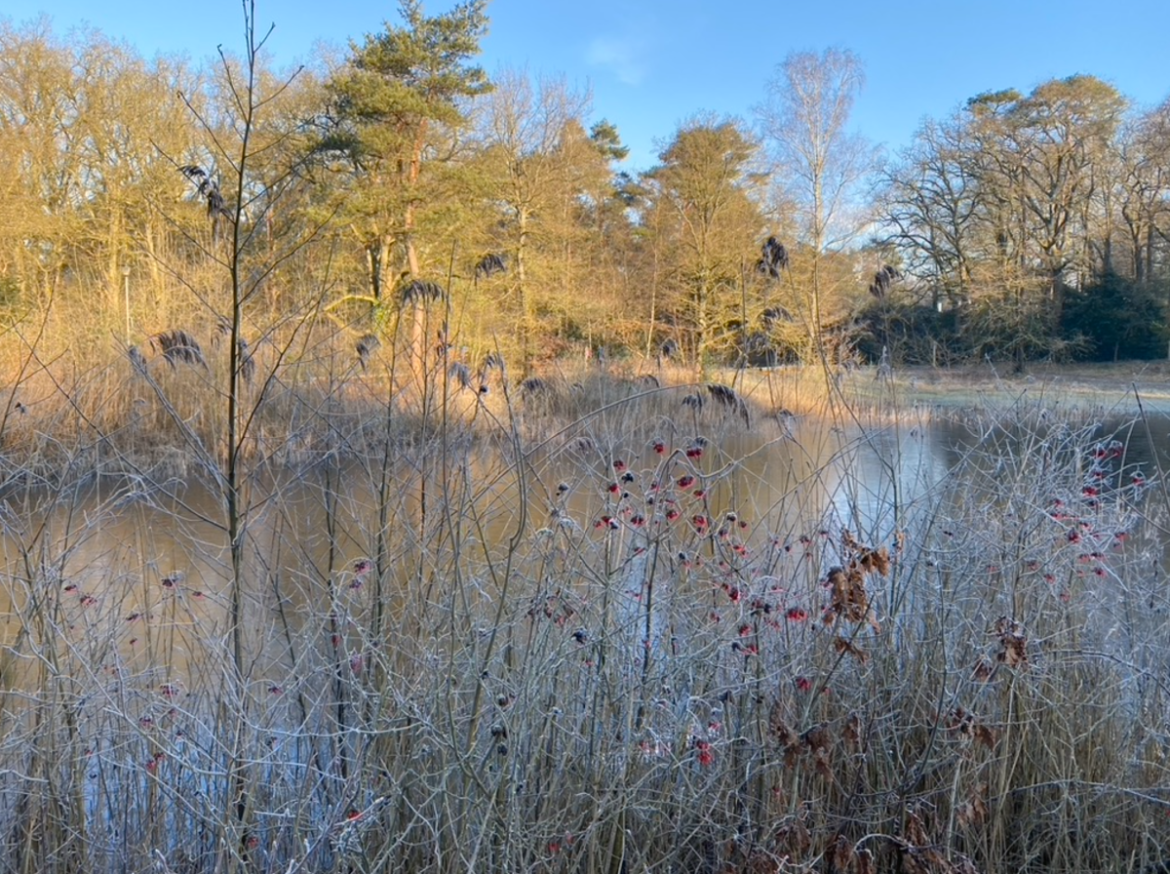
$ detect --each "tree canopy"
[0,10,1168,373]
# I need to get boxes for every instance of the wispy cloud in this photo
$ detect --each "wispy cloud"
[585,36,647,85]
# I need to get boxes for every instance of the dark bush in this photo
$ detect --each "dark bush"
[856,300,962,365]
[1061,273,1169,361]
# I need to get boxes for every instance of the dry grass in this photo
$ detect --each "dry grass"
[2,307,1170,872]
[883,360,1170,414]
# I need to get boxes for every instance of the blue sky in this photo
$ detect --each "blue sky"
[5,1,1169,171]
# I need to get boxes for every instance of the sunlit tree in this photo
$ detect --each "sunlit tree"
[757,49,873,364]
[644,117,764,376]
[318,0,491,299]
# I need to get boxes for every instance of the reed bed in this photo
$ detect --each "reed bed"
[0,337,1168,874]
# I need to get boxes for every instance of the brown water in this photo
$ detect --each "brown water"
[0,408,1161,694]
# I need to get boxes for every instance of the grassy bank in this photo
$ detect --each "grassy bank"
[0,305,847,483]
[6,284,1166,485]
[875,359,1170,414]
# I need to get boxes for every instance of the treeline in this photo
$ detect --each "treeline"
[880,77,1170,368]
[0,2,1168,375]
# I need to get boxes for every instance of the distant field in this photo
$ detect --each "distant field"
[758,360,1170,415]
[891,361,1170,411]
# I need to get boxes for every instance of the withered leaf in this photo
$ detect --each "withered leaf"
[997,632,1028,667]
[843,712,863,751]
[956,786,988,829]
[768,700,797,747]
[971,659,996,682]
[830,834,856,873]
[777,817,810,855]
[813,745,834,781]
[802,724,832,752]
[834,636,870,663]
[904,809,931,848]
[973,723,999,750]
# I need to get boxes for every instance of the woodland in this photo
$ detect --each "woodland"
[0,0,1168,383]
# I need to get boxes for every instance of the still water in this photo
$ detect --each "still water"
[1,407,1163,690]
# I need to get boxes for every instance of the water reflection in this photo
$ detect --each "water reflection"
[2,410,1165,690]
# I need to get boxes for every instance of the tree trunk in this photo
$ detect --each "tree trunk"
[695,281,709,380]
[403,123,429,392]
[517,209,532,376]
[106,206,122,319]
[366,234,393,300]
[1147,224,1155,286]
[645,210,661,359]
[403,121,428,280]
[144,212,164,303]
[1132,225,1144,282]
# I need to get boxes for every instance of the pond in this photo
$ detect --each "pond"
[3,405,1163,683]
[2,401,1168,871]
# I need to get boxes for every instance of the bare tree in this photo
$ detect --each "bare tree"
[757,49,872,364]
[479,70,591,373]
[879,114,979,309]
[1117,99,1170,284]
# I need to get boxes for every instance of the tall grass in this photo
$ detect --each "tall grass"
[1,349,1169,872]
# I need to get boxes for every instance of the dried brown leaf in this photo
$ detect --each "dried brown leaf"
[802,724,832,752]
[828,566,849,600]
[769,700,797,747]
[746,850,782,874]
[900,848,931,874]
[945,707,973,739]
[957,784,988,830]
[905,809,930,848]
[777,818,810,855]
[859,546,891,577]
[971,659,996,682]
[973,723,998,750]
[830,834,856,873]
[843,712,863,751]
[834,636,870,663]
[997,632,1028,667]
[993,615,1022,636]
[813,746,834,781]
